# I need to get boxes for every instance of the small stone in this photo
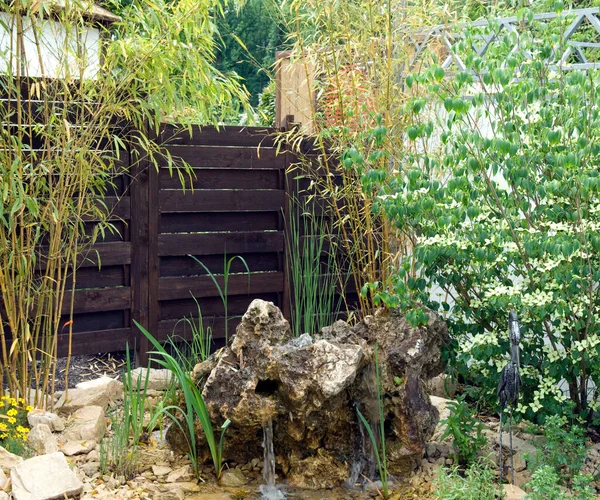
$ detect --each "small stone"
[27,424,59,455]
[87,450,99,461]
[61,440,96,456]
[11,452,83,500]
[27,409,65,432]
[166,465,193,483]
[503,484,527,500]
[425,443,439,459]
[512,452,527,472]
[0,492,7,500]
[250,458,261,468]
[80,461,100,477]
[64,406,106,442]
[0,468,6,489]
[445,458,453,465]
[152,465,172,476]
[219,468,247,487]
[0,445,22,471]
[130,368,175,391]
[168,481,201,493]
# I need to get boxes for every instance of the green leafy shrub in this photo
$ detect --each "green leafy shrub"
[526,415,586,483]
[440,397,487,465]
[525,465,563,500]
[366,6,600,421]
[433,459,501,500]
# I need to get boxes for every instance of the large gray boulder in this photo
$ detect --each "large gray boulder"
[179,300,449,489]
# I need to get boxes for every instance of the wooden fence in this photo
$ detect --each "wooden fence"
[54,124,290,364]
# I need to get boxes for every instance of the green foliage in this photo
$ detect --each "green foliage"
[100,414,140,479]
[168,294,213,373]
[286,196,345,337]
[134,320,231,479]
[107,0,250,123]
[440,397,487,466]
[356,344,389,499]
[215,0,282,105]
[525,465,563,500]
[368,6,600,420]
[433,459,502,500]
[257,80,276,126]
[571,473,596,500]
[524,465,595,500]
[188,253,250,344]
[526,415,587,484]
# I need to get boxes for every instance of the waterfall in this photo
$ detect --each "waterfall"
[259,418,285,500]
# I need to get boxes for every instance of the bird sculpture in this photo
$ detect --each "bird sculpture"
[497,311,522,485]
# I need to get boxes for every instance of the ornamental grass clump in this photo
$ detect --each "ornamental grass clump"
[0,396,32,455]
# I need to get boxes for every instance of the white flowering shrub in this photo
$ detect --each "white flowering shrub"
[363,6,600,420]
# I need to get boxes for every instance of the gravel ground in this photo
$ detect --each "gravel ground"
[52,352,126,391]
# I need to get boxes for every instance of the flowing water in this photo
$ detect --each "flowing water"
[259,417,286,500]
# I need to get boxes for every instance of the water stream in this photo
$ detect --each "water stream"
[259,417,286,500]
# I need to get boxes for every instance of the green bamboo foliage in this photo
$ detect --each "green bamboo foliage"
[0,0,248,404]
[274,0,449,318]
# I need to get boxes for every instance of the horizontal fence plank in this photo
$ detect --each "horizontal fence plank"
[158,292,280,321]
[157,146,282,169]
[157,316,229,341]
[57,328,132,357]
[160,168,281,190]
[77,241,131,267]
[65,265,126,289]
[63,310,126,333]
[159,189,284,213]
[158,231,284,256]
[159,124,276,147]
[160,252,280,278]
[160,212,280,233]
[63,287,131,314]
[158,271,284,301]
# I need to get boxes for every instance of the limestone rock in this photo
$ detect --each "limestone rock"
[166,465,194,483]
[185,301,449,490]
[130,368,174,391]
[80,461,100,477]
[61,440,96,456]
[27,424,59,455]
[0,445,23,470]
[0,468,6,489]
[11,452,83,500]
[503,484,527,500]
[430,396,454,442]
[152,465,172,476]
[219,468,247,487]
[27,410,65,432]
[426,374,458,399]
[64,405,106,442]
[55,377,123,414]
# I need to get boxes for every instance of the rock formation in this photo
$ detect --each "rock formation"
[179,299,449,489]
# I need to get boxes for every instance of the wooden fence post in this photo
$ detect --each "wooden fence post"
[130,124,152,366]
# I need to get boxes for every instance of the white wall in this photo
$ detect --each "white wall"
[0,13,101,79]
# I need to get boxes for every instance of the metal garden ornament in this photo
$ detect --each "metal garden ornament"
[497,311,522,485]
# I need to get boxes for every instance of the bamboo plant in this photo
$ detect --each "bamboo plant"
[0,0,248,405]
